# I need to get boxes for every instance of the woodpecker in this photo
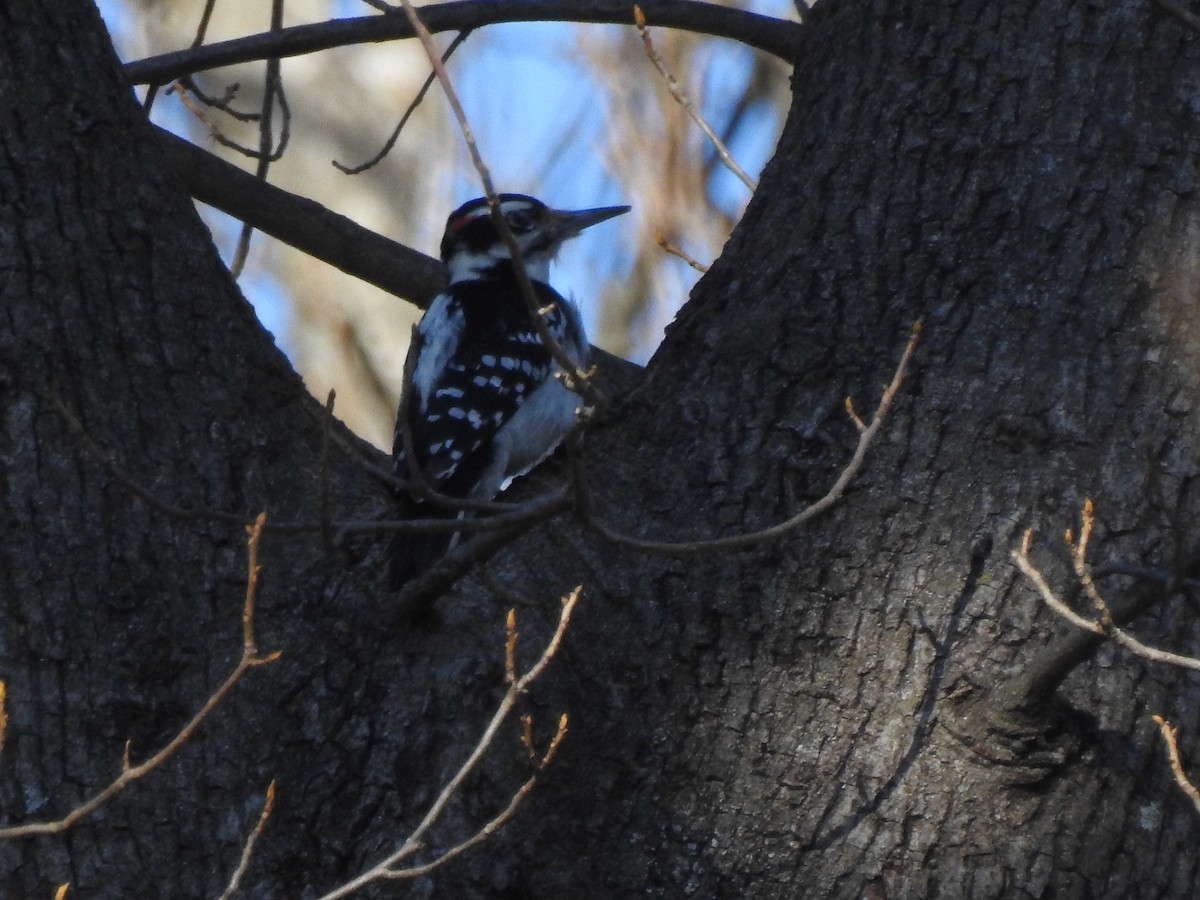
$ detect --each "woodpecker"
[390,193,630,586]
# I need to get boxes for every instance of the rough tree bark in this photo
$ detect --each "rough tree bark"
[3,0,1200,898]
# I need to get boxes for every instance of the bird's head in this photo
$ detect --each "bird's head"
[440,194,629,284]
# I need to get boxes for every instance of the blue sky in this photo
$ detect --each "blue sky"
[96,1,789,358]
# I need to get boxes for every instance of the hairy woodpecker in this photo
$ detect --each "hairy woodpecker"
[390,193,629,585]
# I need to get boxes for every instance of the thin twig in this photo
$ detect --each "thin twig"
[655,233,710,272]
[577,322,921,554]
[342,489,570,536]
[396,1,495,195]
[143,0,220,115]
[169,80,272,158]
[50,387,560,536]
[1013,514,1200,672]
[321,389,336,551]
[387,713,568,880]
[634,5,757,192]
[0,516,280,840]
[316,588,581,899]
[505,608,518,685]
[231,0,288,279]
[191,0,220,48]
[491,215,609,409]
[123,3,802,87]
[333,30,472,175]
[47,389,268,529]
[174,79,247,116]
[391,493,571,609]
[155,127,447,307]
[1152,715,1200,814]
[179,78,258,121]
[217,779,277,900]
[844,396,866,432]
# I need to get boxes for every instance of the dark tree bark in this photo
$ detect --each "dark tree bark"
[4,0,1200,898]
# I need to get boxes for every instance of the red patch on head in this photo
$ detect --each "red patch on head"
[448,205,494,236]
[448,214,474,235]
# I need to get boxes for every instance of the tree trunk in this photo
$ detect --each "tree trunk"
[3,0,1200,898]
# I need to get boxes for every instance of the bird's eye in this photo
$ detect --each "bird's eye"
[506,209,536,232]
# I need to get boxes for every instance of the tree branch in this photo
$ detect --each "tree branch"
[124,0,800,86]
[227,0,290,280]
[575,322,920,554]
[154,128,646,398]
[0,516,279,840]
[317,588,581,899]
[633,5,756,193]
[998,505,1200,715]
[155,127,446,306]
[1013,514,1200,673]
[217,779,276,900]
[1152,715,1200,815]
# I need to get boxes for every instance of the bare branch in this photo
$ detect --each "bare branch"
[155,128,446,306]
[577,322,921,554]
[386,713,569,881]
[844,396,865,433]
[317,588,582,899]
[634,5,757,192]
[190,0,220,49]
[218,780,277,900]
[505,609,518,685]
[46,389,310,532]
[0,516,279,840]
[655,234,710,272]
[229,0,289,280]
[348,489,572,536]
[50,384,569,534]
[167,80,264,153]
[154,124,652,418]
[124,1,801,86]
[320,390,336,551]
[1013,509,1200,673]
[1152,715,1200,815]
[390,489,571,613]
[333,30,472,175]
[359,0,400,14]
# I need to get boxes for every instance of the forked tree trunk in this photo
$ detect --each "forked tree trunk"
[3,0,1200,897]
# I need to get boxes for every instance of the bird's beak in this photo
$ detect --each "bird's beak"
[548,204,631,242]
